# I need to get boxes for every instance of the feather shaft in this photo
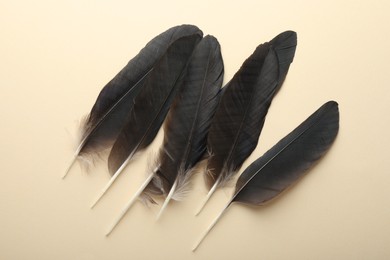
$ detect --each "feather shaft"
[105,172,155,236]
[192,203,230,251]
[195,176,220,215]
[90,151,134,208]
[62,152,79,179]
[156,179,177,220]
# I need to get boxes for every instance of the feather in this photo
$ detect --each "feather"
[196,31,297,215]
[90,33,202,208]
[151,35,224,219]
[105,36,224,234]
[62,24,202,178]
[193,101,340,251]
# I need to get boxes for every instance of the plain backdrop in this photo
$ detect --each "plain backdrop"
[1,0,390,259]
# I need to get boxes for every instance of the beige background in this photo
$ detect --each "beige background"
[1,0,390,259]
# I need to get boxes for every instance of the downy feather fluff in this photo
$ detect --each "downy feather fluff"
[193,101,340,251]
[63,25,202,177]
[90,33,202,208]
[144,36,224,211]
[197,31,297,214]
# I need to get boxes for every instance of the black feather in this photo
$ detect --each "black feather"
[193,101,339,251]
[142,36,224,206]
[107,33,202,176]
[64,25,202,176]
[233,101,339,205]
[202,31,297,205]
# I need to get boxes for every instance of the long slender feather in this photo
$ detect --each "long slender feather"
[63,25,202,178]
[232,101,339,204]
[197,31,297,214]
[193,101,340,251]
[105,36,224,232]
[90,34,202,208]
[149,36,224,218]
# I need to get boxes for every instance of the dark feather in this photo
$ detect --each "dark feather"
[193,101,339,251]
[143,36,224,205]
[64,25,202,177]
[233,101,339,205]
[107,34,202,176]
[202,31,297,204]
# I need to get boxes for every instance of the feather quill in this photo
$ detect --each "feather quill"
[90,33,202,208]
[196,31,297,214]
[63,25,202,178]
[193,101,340,251]
[105,36,224,234]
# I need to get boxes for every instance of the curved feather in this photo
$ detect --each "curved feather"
[65,25,202,176]
[195,31,297,215]
[142,36,224,204]
[205,31,297,190]
[195,45,275,215]
[193,101,339,251]
[107,34,202,175]
[233,101,339,205]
